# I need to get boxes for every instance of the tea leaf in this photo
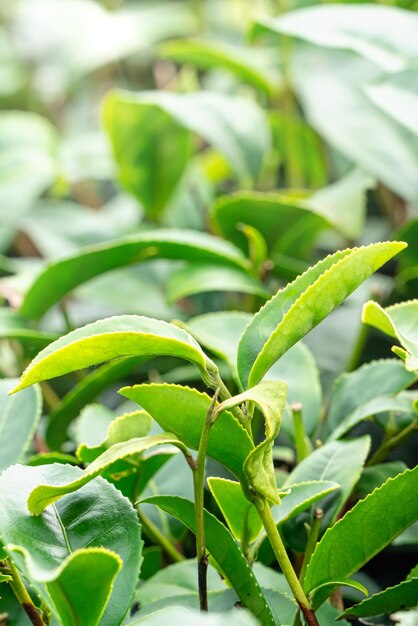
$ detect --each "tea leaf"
[238,242,406,388]
[304,465,418,602]
[104,90,270,213]
[309,579,368,611]
[0,463,142,626]
[160,38,276,95]
[166,263,269,303]
[216,381,287,503]
[326,359,417,436]
[47,356,142,449]
[20,229,249,320]
[208,478,338,543]
[142,495,275,625]
[0,379,42,471]
[285,437,371,522]
[341,571,418,619]
[328,391,418,441]
[129,606,258,625]
[211,191,329,260]
[12,316,217,393]
[362,300,418,371]
[119,384,253,481]
[28,433,191,514]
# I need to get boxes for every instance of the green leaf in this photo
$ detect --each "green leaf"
[216,381,287,503]
[136,559,225,607]
[160,38,277,95]
[365,69,418,139]
[27,433,192,515]
[237,242,406,388]
[119,384,253,481]
[252,5,418,70]
[181,313,322,435]
[208,478,338,543]
[284,437,371,522]
[326,359,417,436]
[341,571,418,619]
[0,309,57,351]
[328,391,418,441]
[76,409,152,462]
[12,316,217,394]
[356,462,407,499]
[141,495,275,626]
[0,463,142,626]
[129,606,259,626]
[310,579,368,611]
[166,263,269,303]
[362,300,418,371]
[0,379,42,471]
[20,229,249,320]
[211,191,329,261]
[47,356,142,449]
[104,90,270,216]
[208,478,262,543]
[304,465,418,602]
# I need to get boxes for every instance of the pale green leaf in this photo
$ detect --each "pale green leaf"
[0,379,42,471]
[12,316,217,393]
[238,242,405,388]
[28,433,192,515]
[119,384,253,481]
[362,300,418,371]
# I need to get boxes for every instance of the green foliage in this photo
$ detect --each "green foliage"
[1,1,417,624]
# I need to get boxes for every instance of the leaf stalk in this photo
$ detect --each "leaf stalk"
[1,559,45,626]
[254,499,319,626]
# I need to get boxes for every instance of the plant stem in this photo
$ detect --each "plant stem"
[1,559,44,626]
[136,506,185,564]
[194,388,220,611]
[255,499,319,626]
[292,403,311,463]
[299,508,323,586]
[368,420,418,465]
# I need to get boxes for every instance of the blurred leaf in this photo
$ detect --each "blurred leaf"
[0,379,41,471]
[363,300,418,371]
[160,38,277,95]
[356,461,408,499]
[104,90,270,216]
[166,263,269,303]
[129,606,258,625]
[20,229,249,320]
[252,5,418,70]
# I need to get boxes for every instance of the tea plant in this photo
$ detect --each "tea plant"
[1,0,418,625]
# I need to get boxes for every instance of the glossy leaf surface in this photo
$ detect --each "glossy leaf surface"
[305,466,418,599]
[12,316,216,393]
[120,384,253,481]
[238,242,405,388]
[0,463,142,626]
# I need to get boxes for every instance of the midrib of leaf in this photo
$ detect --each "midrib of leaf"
[52,502,74,555]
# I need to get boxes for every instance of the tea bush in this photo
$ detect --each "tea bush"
[0,1,417,625]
